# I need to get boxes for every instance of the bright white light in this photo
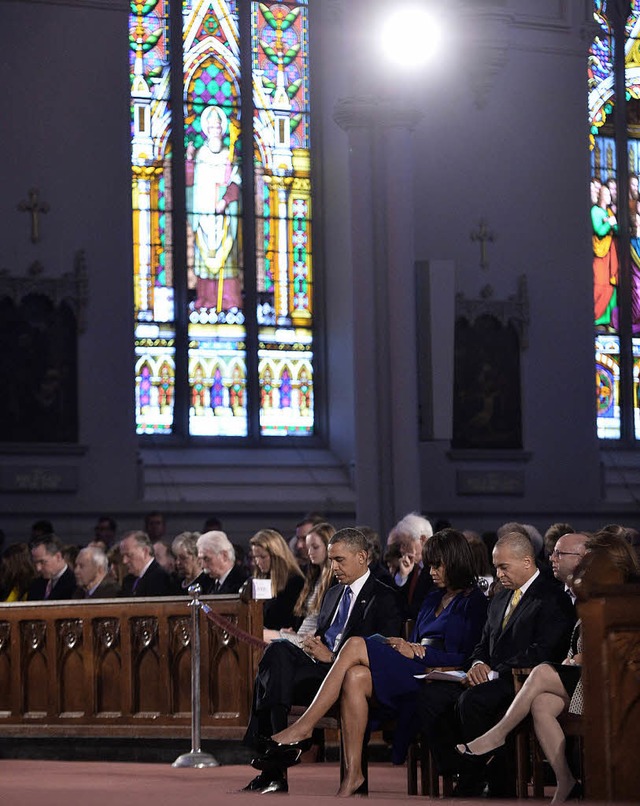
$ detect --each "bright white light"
[380,7,442,69]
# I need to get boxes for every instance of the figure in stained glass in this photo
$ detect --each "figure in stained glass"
[592,182,619,329]
[187,105,242,312]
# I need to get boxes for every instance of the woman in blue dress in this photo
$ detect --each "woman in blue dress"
[261,528,488,796]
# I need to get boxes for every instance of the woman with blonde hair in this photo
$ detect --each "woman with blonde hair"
[250,529,305,631]
[263,522,336,644]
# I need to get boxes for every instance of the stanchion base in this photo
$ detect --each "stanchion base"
[172,750,220,768]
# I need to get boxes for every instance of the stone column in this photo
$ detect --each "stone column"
[334,96,423,537]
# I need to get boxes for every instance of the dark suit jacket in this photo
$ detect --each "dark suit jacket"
[316,572,403,651]
[27,566,78,600]
[470,572,575,676]
[72,577,121,599]
[121,560,178,597]
[214,564,250,595]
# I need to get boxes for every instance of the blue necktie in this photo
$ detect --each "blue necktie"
[324,586,352,651]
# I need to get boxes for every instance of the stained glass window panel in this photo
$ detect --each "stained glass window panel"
[130,0,315,439]
[252,1,314,436]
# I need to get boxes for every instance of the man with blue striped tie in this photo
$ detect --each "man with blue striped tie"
[242,527,402,793]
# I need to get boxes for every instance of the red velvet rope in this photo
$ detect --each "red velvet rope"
[201,602,268,650]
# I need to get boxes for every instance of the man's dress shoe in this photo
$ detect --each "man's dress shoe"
[259,777,288,794]
[241,773,273,792]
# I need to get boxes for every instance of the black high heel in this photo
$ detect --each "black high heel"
[264,736,313,754]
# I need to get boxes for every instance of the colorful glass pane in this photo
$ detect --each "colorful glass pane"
[252,1,314,435]
[131,0,314,438]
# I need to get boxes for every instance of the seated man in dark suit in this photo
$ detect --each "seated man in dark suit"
[196,530,248,594]
[72,546,120,598]
[386,512,434,618]
[242,527,402,793]
[28,534,78,600]
[120,531,178,596]
[418,531,575,797]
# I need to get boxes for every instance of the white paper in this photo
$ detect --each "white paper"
[252,579,273,599]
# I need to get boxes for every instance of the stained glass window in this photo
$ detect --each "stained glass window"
[589,0,640,440]
[130,1,315,438]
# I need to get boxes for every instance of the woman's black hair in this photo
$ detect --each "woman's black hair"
[422,528,478,590]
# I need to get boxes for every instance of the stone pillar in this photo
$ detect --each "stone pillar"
[334,96,423,537]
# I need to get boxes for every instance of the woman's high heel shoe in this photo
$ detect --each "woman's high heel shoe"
[264,736,314,754]
[455,740,503,758]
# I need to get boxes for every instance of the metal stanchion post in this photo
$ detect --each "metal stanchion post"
[172,583,219,768]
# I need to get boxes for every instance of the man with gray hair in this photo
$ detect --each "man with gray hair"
[73,546,120,598]
[120,530,177,596]
[197,530,248,594]
[387,511,434,618]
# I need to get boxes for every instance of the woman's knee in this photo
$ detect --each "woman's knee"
[343,665,371,695]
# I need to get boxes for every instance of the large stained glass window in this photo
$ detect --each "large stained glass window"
[130,1,315,438]
[589,0,640,440]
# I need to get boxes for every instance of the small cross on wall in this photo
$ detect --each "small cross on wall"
[18,188,50,244]
[470,219,496,270]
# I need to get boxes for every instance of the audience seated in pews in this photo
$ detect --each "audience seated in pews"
[72,545,121,598]
[248,529,305,631]
[197,530,249,594]
[258,528,488,796]
[27,534,78,600]
[456,531,640,803]
[242,527,402,794]
[120,530,178,596]
[0,543,35,601]
[386,512,435,620]
[418,531,575,798]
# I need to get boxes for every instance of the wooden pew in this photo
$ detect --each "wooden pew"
[580,584,640,801]
[0,595,263,740]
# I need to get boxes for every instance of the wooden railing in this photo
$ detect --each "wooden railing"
[581,584,640,802]
[0,595,263,739]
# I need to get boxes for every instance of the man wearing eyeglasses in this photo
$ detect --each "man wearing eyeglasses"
[550,532,589,603]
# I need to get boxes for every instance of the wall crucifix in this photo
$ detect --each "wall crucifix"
[18,188,50,244]
[470,219,496,270]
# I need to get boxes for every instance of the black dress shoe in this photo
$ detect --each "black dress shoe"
[259,777,289,794]
[241,773,272,792]
[252,747,302,770]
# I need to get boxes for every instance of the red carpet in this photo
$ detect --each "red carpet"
[0,759,561,805]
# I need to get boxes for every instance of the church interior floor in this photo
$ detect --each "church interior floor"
[0,759,604,805]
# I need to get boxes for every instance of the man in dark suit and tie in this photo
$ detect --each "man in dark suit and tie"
[120,531,177,596]
[418,531,575,797]
[196,530,249,594]
[386,512,434,618]
[72,546,120,598]
[242,527,402,793]
[28,534,78,600]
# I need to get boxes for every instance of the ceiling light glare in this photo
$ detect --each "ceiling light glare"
[381,7,442,69]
